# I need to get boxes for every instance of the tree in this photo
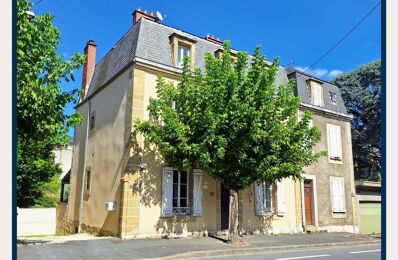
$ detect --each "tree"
[332,60,381,181]
[135,41,324,242]
[17,0,84,207]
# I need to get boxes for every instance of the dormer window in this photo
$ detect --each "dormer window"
[170,33,196,70]
[329,92,338,104]
[308,80,323,107]
[177,44,190,68]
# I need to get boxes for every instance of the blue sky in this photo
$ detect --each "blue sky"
[30,0,381,136]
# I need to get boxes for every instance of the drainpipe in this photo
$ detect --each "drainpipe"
[300,181,306,232]
[78,100,91,233]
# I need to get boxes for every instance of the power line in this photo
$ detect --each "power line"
[33,0,46,6]
[304,1,381,73]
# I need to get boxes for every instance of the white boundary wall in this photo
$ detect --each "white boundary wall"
[17,208,56,236]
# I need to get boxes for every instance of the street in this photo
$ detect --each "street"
[192,244,381,260]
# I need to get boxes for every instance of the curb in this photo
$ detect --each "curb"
[155,240,381,259]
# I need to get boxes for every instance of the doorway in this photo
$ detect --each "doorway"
[220,184,230,230]
[304,180,314,225]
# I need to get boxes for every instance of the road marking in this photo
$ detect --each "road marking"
[275,255,330,260]
[349,249,381,254]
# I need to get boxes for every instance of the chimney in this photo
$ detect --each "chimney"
[81,40,96,100]
[205,33,223,45]
[132,7,160,25]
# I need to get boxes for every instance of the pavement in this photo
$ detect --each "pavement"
[17,232,381,260]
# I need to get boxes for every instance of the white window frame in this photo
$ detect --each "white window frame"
[330,177,346,216]
[172,170,190,215]
[255,181,273,216]
[177,44,191,68]
[327,124,343,164]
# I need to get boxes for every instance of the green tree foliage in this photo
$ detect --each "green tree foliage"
[17,0,85,207]
[136,41,324,241]
[332,60,381,181]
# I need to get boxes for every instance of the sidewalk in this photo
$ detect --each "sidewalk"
[17,232,381,260]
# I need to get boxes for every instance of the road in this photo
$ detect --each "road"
[192,244,381,260]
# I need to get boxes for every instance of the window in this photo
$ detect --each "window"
[330,177,346,213]
[84,170,91,191]
[177,44,190,68]
[60,183,70,203]
[327,124,342,162]
[162,167,203,217]
[89,111,96,130]
[170,33,196,70]
[329,92,338,103]
[310,81,323,106]
[172,170,190,214]
[255,181,273,215]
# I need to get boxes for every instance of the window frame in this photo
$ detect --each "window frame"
[256,181,273,215]
[84,169,91,193]
[329,91,338,104]
[170,33,196,70]
[177,44,191,68]
[172,169,190,215]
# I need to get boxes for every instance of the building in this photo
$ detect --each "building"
[355,180,381,234]
[287,69,357,233]
[67,8,358,238]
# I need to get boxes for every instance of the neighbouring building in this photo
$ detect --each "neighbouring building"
[67,8,358,238]
[287,69,358,233]
[53,143,74,203]
[355,180,381,234]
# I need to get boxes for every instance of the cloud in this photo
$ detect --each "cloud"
[294,66,343,80]
[62,52,69,58]
[328,69,343,79]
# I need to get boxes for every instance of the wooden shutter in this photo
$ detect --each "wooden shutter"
[328,125,342,159]
[255,182,265,216]
[276,180,285,216]
[162,167,173,217]
[192,169,203,216]
[332,179,345,212]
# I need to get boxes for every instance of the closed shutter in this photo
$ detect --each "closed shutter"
[255,182,265,216]
[192,169,203,216]
[328,125,342,159]
[312,82,322,106]
[162,167,173,217]
[276,180,285,216]
[331,179,345,212]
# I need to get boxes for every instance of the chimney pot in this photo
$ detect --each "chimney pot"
[132,7,160,25]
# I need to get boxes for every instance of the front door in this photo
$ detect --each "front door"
[304,180,314,225]
[221,184,230,230]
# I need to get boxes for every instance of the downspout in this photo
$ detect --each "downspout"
[78,99,91,233]
[300,181,306,232]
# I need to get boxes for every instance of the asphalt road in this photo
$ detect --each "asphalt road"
[193,244,381,260]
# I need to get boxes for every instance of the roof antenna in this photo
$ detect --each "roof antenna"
[156,11,164,22]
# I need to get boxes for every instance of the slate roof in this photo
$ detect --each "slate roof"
[86,18,288,97]
[85,18,348,117]
[285,68,348,114]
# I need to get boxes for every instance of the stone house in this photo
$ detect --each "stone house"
[67,8,358,238]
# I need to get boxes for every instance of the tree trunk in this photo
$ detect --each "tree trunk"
[228,188,239,243]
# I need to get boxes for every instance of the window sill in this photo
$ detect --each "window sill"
[328,158,343,164]
[332,211,347,219]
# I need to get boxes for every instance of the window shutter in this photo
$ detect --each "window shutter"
[255,182,265,216]
[162,167,173,217]
[276,180,285,216]
[328,125,342,159]
[332,179,345,212]
[192,169,203,216]
[331,180,339,212]
[336,126,342,159]
[338,180,345,211]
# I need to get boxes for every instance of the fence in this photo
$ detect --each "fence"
[17,208,56,236]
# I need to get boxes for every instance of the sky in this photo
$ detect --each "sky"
[30,0,381,137]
